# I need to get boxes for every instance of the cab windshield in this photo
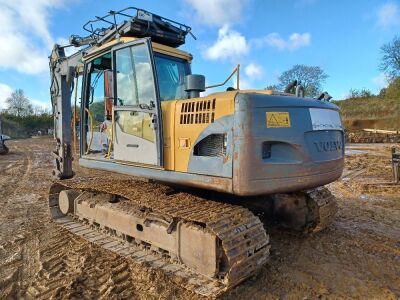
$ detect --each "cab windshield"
[154,53,191,101]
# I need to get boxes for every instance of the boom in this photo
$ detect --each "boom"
[49,45,82,178]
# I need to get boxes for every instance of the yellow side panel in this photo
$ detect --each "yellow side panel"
[161,100,177,170]
[173,95,235,173]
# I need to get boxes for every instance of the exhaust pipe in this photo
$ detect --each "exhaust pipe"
[284,80,298,93]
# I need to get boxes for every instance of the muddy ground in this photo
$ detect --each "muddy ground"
[0,137,399,299]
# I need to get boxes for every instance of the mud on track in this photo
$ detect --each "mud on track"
[0,137,399,299]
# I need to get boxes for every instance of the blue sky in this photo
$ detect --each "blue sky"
[0,0,399,110]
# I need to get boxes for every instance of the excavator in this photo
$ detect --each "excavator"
[0,118,10,155]
[49,7,344,297]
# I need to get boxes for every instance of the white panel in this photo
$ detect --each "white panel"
[114,123,158,165]
[309,108,343,131]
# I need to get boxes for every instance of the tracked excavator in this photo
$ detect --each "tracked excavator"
[0,118,10,155]
[49,7,344,297]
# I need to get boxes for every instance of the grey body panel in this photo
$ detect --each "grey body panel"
[232,93,344,196]
[187,115,233,178]
[79,157,232,193]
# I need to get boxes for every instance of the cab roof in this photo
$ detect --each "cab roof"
[83,37,193,62]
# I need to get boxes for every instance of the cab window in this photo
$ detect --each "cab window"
[154,54,191,101]
[115,44,157,107]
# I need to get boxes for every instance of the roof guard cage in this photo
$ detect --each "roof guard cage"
[72,7,194,48]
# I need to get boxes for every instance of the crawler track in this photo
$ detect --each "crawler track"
[49,177,271,297]
[271,187,338,233]
[304,187,338,233]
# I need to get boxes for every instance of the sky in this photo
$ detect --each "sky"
[0,0,399,110]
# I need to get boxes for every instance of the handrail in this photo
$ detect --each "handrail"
[107,107,114,158]
[205,64,240,90]
[84,108,94,155]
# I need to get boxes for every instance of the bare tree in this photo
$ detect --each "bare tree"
[6,89,33,117]
[33,105,49,115]
[277,65,328,97]
[379,36,400,80]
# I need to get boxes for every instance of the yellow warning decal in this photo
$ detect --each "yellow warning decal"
[266,112,291,128]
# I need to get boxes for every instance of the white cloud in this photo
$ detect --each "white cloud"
[338,92,350,100]
[0,83,13,110]
[183,0,248,26]
[31,99,51,112]
[245,63,263,80]
[232,77,252,90]
[372,72,389,90]
[0,0,67,75]
[377,2,400,28]
[56,38,79,57]
[255,32,311,51]
[204,25,249,61]
[230,62,264,90]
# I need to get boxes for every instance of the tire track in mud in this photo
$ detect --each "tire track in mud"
[12,146,37,297]
[0,139,53,298]
[0,145,32,298]
[26,227,138,299]
[2,139,192,300]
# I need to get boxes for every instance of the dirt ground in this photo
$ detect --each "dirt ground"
[0,137,399,299]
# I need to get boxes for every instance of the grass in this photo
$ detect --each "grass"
[332,96,400,131]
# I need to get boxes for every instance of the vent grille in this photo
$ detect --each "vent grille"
[194,134,226,157]
[179,99,216,125]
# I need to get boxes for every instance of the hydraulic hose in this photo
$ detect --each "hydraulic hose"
[73,76,79,155]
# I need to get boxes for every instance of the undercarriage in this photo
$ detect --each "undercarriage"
[49,177,337,297]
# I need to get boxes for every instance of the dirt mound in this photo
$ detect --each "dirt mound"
[346,131,400,143]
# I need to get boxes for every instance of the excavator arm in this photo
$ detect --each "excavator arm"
[49,45,82,179]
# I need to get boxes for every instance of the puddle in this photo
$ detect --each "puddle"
[345,149,368,156]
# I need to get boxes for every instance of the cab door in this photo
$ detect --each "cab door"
[112,39,163,167]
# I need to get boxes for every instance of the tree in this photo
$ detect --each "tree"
[6,89,33,117]
[265,84,279,90]
[347,88,374,99]
[379,36,400,80]
[277,65,328,97]
[383,77,400,99]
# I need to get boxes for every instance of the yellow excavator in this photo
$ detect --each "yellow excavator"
[49,7,344,297]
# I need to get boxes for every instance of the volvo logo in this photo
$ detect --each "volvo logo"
[314,140,342,152]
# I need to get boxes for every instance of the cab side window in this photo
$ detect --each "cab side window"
[115,44,156,107]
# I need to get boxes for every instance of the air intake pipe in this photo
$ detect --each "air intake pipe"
[284,80,304,97]
[295,84,305,98]
[185,74,205,99]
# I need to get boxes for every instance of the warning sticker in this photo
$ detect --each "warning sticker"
[266,112,291,128]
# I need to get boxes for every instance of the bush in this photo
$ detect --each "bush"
[0,112,53,138]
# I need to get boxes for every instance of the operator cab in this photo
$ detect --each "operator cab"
[79,37,193,167]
